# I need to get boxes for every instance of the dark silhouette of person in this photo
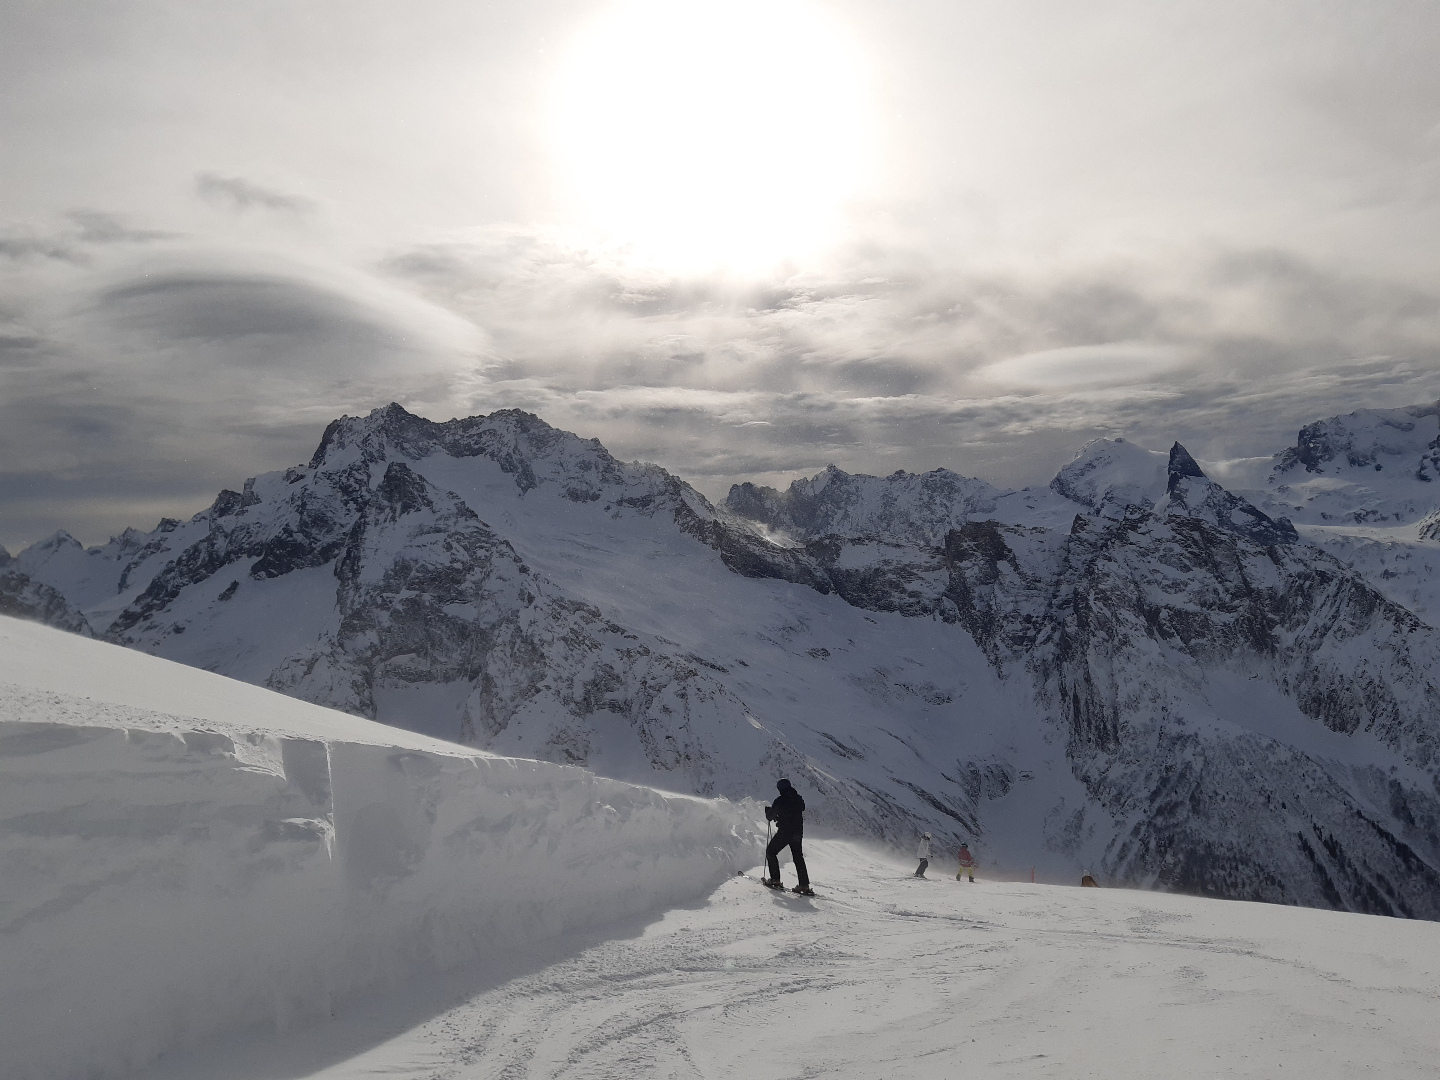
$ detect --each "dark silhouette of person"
[764,778,813,895]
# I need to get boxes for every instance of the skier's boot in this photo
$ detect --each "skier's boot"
[762,878,786,890]
[791,885,816,897]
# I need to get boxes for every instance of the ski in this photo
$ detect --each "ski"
[735,870,820,898]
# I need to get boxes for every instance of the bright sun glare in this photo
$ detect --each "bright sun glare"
[549,0,871,273]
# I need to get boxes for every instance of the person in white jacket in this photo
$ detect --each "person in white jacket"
[915,833,932,877]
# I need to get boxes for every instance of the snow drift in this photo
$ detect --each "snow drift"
[0,616,762,1080]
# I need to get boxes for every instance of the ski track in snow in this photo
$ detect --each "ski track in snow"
[146,841,1440,1080]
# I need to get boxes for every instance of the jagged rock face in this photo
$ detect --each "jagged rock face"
[1162,443,1299,547]
[933,505,1440,915]
[1418,508,1440,542]
[18,402,1440,920]
[0,567,93,636]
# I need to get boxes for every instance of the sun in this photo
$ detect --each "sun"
[548,0,872,273]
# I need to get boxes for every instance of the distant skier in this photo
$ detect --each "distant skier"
[957,843,976,882]
[915,833,932,877]
[763,778,814,896]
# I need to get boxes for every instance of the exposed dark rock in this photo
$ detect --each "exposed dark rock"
[0,570,93,636]
[1165,442,1298,547]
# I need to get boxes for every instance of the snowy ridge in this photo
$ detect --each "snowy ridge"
[727,463,1002,547]
[1251,402,1440,526]
[0,618,761,1080]
[1217,403,1440,625]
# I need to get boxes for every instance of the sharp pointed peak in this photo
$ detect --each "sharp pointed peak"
[1167,443,1206,488]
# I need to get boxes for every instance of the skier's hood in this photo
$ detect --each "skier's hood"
[776,778,793,793]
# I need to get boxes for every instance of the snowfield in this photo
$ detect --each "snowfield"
[145,840,1440,1080]
[0,617,762,1080]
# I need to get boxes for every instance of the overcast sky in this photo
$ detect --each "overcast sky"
[4,0,1440,549]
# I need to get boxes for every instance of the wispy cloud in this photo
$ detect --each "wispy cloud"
[0,252,486,549]
[6,218,1438,551]
[0,211,174,264]
[196,173,317,214]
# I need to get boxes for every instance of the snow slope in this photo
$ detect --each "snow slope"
[0,617,761,1080]
[142,839,1440,1080]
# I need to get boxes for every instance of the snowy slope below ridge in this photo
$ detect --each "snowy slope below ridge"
[12,402,1440,921]
[142,840,1440,1080]
[0,617,762,1080]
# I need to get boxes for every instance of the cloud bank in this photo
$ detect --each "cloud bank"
[4,213,1439,551]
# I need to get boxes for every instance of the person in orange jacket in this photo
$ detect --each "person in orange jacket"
[956,843,976,882]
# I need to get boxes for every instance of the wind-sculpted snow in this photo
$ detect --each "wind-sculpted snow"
[0,618,761,1080]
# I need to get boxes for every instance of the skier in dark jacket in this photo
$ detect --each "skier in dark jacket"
[764,778,814,896]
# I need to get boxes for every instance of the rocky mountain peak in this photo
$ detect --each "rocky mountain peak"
[371,460,438,520]
[1164,441,1297,546]
[1242,403,1440,526]
[1166,441,1206,488]
[308,402,445,470]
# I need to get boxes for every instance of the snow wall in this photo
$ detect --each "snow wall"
[0,619,764,1080]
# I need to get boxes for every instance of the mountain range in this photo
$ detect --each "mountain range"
[7,400,1440,918]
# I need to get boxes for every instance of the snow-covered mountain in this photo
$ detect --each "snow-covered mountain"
[11,402,1440,919]
[1259,402,1440,525]
[1206,402,1440,624]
